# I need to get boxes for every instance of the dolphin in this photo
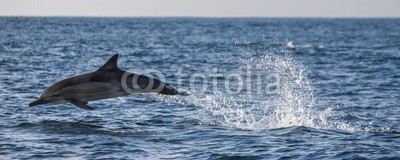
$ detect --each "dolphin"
[28,54,188,110]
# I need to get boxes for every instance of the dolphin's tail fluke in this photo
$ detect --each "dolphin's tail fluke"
[159,84,190,96]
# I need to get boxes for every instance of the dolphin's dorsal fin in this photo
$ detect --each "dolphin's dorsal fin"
[98,54,120,71]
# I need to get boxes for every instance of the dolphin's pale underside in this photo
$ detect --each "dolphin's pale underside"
[28,54,188,110]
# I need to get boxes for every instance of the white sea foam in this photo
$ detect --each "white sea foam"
[286,41,295,49]
[286,41,324,49]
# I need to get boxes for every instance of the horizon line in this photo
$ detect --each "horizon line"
[1,15,399,19]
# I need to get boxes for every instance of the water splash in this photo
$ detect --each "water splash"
[159,52,354,131]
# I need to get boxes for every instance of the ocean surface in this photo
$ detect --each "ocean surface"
[0,17,399,159]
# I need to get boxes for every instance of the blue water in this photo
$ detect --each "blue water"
[0,17,399,159]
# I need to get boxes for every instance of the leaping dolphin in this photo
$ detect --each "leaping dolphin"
[28,54,188,110]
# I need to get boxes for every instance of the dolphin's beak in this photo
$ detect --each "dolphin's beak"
[28,98,47,107]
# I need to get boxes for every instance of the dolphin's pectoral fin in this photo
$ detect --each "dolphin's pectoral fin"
[66,98,94,110]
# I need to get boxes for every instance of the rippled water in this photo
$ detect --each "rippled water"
[1,17,399,159]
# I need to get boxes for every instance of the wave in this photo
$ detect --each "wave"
[13,120,132,136]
